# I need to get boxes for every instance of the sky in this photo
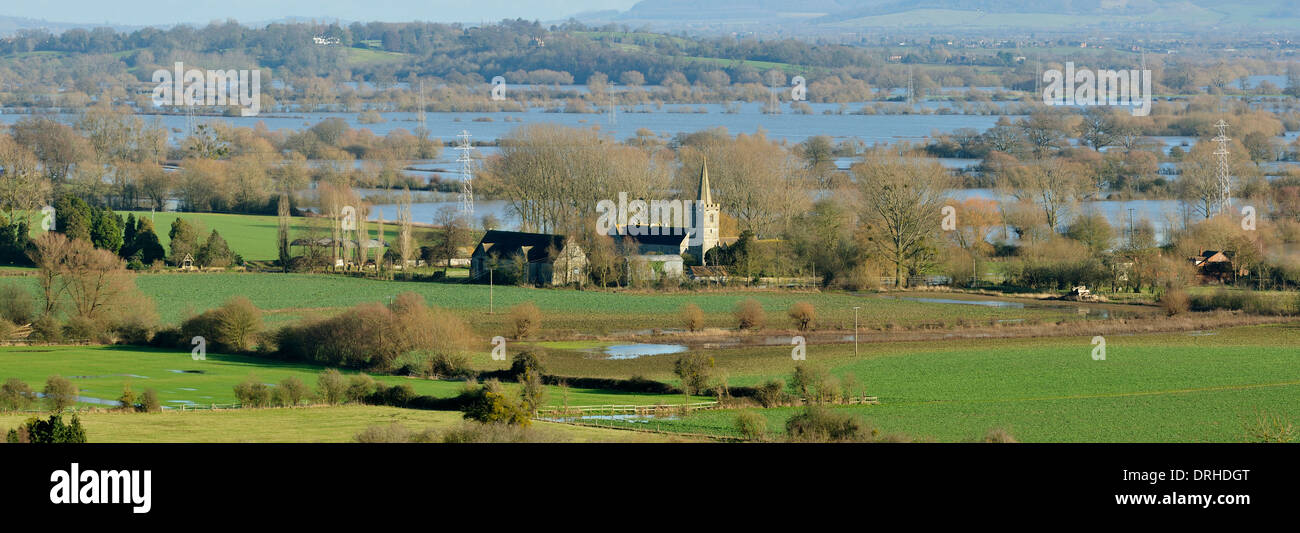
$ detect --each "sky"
[2,0,640,26]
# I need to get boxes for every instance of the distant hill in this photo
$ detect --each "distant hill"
[593,0,1300,32]
[0,15,134,36]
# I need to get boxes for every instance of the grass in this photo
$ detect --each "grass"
[0,345,703,408]
[116,211,441,262]
[84,272,1082,333]
[344,47,409,66]
[0,405,686,443]
[585,324,1300,442]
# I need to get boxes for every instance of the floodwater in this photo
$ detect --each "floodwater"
[602,343,689,359]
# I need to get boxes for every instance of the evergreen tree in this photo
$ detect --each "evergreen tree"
[89,207,123,253]
[197,229,234,268]
[120,213,138,258]
[132,218,166,265]
[168,217,200,264]
[53,195,93,242]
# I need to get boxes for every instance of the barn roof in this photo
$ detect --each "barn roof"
[474,230,571,263]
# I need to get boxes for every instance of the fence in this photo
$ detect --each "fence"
[535,401,719,418]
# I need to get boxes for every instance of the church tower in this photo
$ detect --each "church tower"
[694,158,720,265]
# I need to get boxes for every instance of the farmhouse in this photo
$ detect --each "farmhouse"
[470,230,586,286]
[1189,249,1247,283]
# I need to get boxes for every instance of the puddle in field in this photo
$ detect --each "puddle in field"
[34,392,121,407]
[896,296,1026,308]
[167,400,195,404]
[886,295,1133,319]
[1187,330,1218,336]
[603,344,689,359]
[178,387,198,391]
[167,369,206,374]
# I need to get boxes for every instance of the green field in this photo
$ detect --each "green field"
[113,272,1093,333]
[117,211,440,262]
[0,405,686,443]
[586,324,1300,442]
[0,345,703,408]
[344,47,409,65]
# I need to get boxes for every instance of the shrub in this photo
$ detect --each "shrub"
[1159,289,1190,316]
[215,297,262,351]
[440,421,536,443]
[116,384,136,411]
[461,386,531,426]
[62,315,106,342]
[0,378,34,411]
[509,351,546,378]
[982,427,1018,443]
[0,283,36,325]
[5,414,87,443]
[0,319,18,341]
[316,369,347,405]
[345,374,376,404]
[681,303,704,332]
[31,315,62,342]
[233,375,272,407]
[111,314,155,345]
[788,302,815,331]
[518,368,546,415]
[354,423,436,443]
[43,375,78,412]
[734,410,768,441]
[784,406,873,442]
[428,352,474,379]
[508,302,542,339]
[672,354,714,394]
[733,298,765,330]
[275,377,309,407]
[276,293,472,372]
[138,389,161,413]
[754,379,789,407]
[788,365,838,404]
[385,384,416,405]
[1243,409,1295,443]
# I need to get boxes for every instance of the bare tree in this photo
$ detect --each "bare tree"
[999,158,1085,232]
[853,157,949,287]
[398,188,413,269]
[0,135,50,227]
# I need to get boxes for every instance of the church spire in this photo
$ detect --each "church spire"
[698,157,713,205]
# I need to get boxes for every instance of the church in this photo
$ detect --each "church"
[469,160,721,285]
